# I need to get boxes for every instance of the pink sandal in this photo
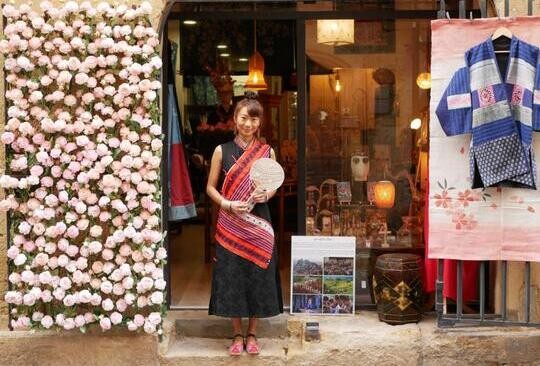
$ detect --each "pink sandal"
[229,334,244,356]
[245,333,260,355]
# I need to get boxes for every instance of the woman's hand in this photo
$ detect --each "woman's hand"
[230,200,250,214]
[251,188,268,204]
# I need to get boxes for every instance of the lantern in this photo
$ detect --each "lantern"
[416,72,431,90]
[373,180,395,209]
[316,19,355,46]
[245,20,267,91]
[245,51,267,90]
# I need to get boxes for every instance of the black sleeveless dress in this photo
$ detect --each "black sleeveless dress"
[208,141,283,318]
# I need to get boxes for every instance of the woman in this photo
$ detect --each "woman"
[206,93,283,356]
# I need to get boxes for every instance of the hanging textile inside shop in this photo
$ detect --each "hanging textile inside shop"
[167,40,196,221]
[429,17,540,262]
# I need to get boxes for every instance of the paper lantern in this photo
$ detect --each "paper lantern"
[316,19,355,46]
[245,51,267,91]
[374,180,395,209]
[416,72,431,90]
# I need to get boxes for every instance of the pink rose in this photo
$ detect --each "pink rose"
[55,314,66,327]
[99,317,111,331]
[144,322,156,334]
[150,291,163,305]
[23,293,36,306]
[63,294,76,307]
[41,290,53,303]
[62,318,75,330]
[14,253,27,266]
[133,314,145,327]
[102,298,114,311]
[102,249,114,261]
[78,290,92,303]
[66,226,79,238]
[74,315,86,328]
[34,253,49,266]
[90,293,102,305]
[41,315,54,329]
[116,299,128,312]
[66,245,79,257]
[101,281,113,294]
[148,312,162,326]
[59,277,72,290]
[110,312,123,325]
[113,283,125,296]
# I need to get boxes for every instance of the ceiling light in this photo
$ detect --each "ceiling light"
[183,20,197,25]
[317,19,355,46]
[217,44,227,49]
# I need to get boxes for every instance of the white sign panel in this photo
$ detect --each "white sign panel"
[290,236,356,315]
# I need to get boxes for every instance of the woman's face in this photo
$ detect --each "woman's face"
[235,106,260,138]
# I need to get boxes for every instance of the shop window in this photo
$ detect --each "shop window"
[305,18,430,306]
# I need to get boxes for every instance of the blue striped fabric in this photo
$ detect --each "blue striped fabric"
[436,36,540,189]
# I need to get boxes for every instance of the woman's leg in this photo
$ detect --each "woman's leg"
[247,317,257,335]
[231,317,243,338]
[229,318,244,355]
[245,318,260,354]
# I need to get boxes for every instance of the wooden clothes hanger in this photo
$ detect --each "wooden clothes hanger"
[491,27,513,54]
[492,26,512,40]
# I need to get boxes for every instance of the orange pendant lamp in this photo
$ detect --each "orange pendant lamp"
[245,20,267,91]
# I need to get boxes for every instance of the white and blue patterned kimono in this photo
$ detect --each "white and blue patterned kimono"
[436,36,540,189]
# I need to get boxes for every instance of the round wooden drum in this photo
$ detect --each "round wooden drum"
[373,253,424,324]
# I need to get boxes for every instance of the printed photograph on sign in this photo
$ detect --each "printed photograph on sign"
[323,295,353,314]
[323,257,354,276]
[292,294,322,314]
[292,275,322,294]
[323,275,354,294]
[293,257,323,276]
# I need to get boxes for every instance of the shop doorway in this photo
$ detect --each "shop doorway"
[163,10,298,309]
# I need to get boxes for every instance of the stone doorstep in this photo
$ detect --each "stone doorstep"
[161,337,289,366]
[173,311,289,339]
[160,311,540,365]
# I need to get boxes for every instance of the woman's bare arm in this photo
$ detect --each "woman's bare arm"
[206,145,249,213]
[206,146,225,206]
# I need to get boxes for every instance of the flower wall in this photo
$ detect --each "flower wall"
[0,2,166,333]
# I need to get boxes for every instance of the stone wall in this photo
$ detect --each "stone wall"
[494,0,540,15]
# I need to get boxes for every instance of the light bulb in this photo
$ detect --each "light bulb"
[335,79,342,92]
[410,118,422,130]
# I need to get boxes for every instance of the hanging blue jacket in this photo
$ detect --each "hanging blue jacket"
[436,36,540,189]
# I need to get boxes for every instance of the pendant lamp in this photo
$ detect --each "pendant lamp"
[317,19,355,46]
[245,19,267,91]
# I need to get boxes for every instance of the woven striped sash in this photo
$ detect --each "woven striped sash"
[215,141,274,269]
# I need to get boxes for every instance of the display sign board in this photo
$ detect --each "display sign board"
[290,236,356,315]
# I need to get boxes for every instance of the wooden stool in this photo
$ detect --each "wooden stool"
[373,253,424,324]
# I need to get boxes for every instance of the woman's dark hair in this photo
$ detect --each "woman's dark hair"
[233,91,264,121]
